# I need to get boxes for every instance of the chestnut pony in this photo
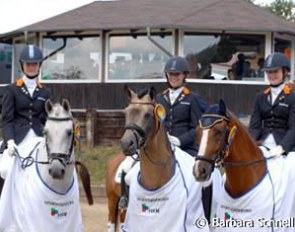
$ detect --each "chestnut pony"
[105,153,126,232]
[193,100,295,231]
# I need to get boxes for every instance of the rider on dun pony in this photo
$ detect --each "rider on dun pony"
[117,57,210,214]
[119,86,220,232]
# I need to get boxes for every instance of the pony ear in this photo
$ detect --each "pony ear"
[124,85,136,100]
[149,86,156,100]
[45,99,54,115]
[61,98,71,112]
[219,99,227,116]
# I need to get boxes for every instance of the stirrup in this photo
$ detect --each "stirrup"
[118,196,128,210]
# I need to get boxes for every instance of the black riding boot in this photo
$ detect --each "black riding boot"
[119,171,129,210]
[0,177,4,196]
[202,183,213,224]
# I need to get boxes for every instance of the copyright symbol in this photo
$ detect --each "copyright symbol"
[195,217,207,229]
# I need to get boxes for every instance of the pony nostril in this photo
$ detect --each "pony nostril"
[129,140,134,148]
[61,169,65,176]
[200,167,207,174]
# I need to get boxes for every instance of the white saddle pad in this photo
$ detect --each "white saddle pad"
[115,161,124,184]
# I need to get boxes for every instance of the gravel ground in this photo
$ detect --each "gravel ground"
[81,200,108,232]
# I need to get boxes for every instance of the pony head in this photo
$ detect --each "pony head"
[194,100,232,181]
[44,99,74,179]
[120,85,165,156]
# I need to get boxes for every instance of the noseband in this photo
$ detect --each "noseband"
[46,116,75,166]
[195,114,235,171]
[195,113,269,170]
[124,102,155,151]
[124,101,173,165]
[124,123,147,149]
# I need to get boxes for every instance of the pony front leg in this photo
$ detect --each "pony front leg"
[107,192,120,232]
[107,222,115,232]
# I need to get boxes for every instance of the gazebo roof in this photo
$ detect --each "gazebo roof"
[2,0,295,41]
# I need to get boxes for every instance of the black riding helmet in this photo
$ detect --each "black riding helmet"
[262,52,290,72]
[164,57,190,88]
[19,45,43,64]
[19,45,43,79]
[164,56,190,74]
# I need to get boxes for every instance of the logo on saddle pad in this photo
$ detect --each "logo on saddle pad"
[141,204,160,214]
[50,207,67,218]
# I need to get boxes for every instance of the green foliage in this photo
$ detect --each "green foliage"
[77,144,122,184]
[265,0,295,22]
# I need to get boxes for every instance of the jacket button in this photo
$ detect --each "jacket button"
[30,103,33,106]
[29,122,33,126]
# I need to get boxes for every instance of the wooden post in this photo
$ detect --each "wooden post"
[86,108,96,148]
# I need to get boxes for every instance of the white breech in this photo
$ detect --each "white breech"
[114,156,138,184]
[121,156,136,173]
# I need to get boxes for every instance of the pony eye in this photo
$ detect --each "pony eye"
[67,130,73,136]
[144,112,152,120]
[215,129,223,138]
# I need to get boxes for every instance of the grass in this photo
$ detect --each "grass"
[77,144,122,185]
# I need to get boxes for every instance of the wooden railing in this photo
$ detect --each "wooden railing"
[72,109,125,148]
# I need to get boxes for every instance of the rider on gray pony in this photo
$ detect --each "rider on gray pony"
[0,45,50,192]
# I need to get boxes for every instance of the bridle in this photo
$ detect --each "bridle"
[14,116,75,169]
[195,114,233,171]
[195,113,269,171]
[45,116,75,166]
[124,101,174,166]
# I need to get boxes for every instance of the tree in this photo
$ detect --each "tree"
[264,0,295,22]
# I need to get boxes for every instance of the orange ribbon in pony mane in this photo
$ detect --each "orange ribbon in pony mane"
[224,125,238,158]
[74,120,81,146]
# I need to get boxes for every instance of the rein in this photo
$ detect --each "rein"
[14,116,76,169]
[45,116,75,166]
[124,101,174,166]
[195,113,270,170]
[14,142,42,169]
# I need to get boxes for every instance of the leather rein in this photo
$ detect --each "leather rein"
[124,101,174,166]
[15,116,75,169]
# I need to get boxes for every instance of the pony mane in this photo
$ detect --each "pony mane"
[204,103,257,146]
[227,111,257,146]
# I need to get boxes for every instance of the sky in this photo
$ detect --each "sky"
[0,0,95,34]
[0,0,280,34]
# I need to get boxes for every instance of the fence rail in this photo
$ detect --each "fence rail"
[72,109,125,148]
